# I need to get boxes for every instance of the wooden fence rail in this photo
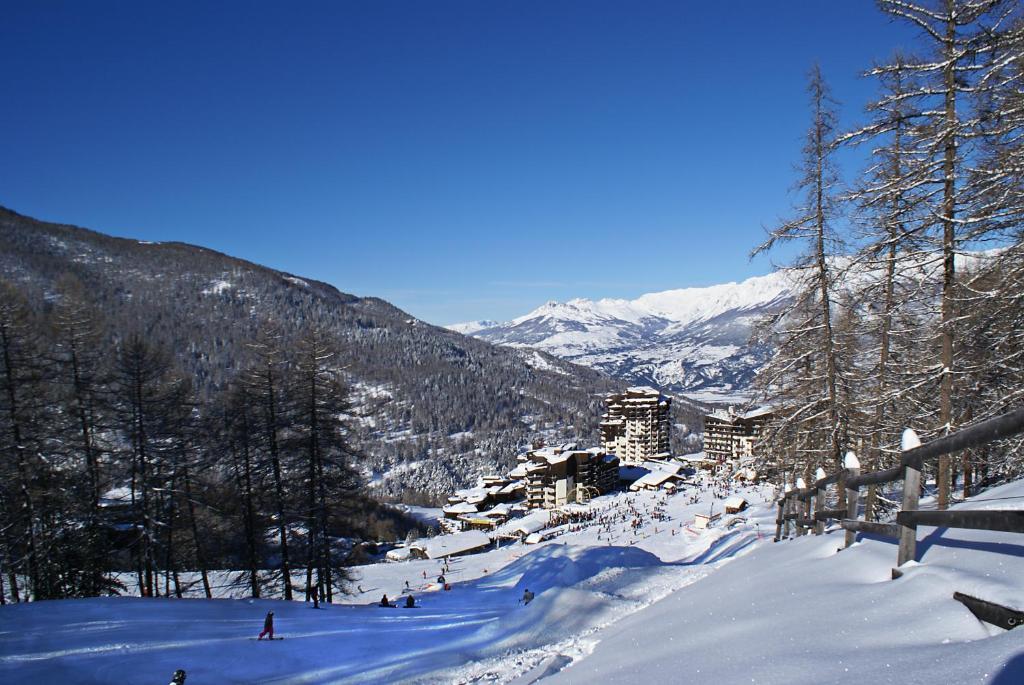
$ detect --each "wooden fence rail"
[773,406,1024,579]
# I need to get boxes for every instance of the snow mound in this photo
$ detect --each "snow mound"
[480,543,662,595]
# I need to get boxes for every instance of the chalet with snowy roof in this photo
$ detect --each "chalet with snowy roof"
[409,530,491,559]
[493,510,550,541]
[702,406,773,464]
[516,444,619,509]
[724,495,748,514]
[600,387,672,465]
[628,461,684,492]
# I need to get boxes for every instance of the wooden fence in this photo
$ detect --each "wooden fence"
[773,406,1024,579]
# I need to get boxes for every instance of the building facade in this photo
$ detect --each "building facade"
[702,406,773,463]
[599,386,672,465]
[511,445,619,510]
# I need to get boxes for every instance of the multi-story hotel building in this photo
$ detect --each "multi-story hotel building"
[599,386,672,465]
[510,445,619,509]
[702,406,772,463]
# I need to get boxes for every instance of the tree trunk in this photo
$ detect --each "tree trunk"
[937,0,957,510]
[264,370,292,600]
[183,463,212,599]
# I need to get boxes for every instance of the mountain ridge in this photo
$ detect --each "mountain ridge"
[449,270,795,402]
[1,206,708,501]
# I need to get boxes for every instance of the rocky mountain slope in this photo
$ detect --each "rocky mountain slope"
[0,207,709,501]
[451,272,794,402]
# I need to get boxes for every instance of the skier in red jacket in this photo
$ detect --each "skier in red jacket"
[257,610,274,640]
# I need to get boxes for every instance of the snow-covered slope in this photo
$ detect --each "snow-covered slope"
[3,477,1023,683]
[451,271,794,402]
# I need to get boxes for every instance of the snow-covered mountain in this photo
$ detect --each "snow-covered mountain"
[450,271,795,402]
[447,319,501,335]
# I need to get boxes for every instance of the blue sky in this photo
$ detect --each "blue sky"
[1,1,920,324]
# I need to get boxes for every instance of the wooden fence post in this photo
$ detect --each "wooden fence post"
[795,478,808,536]
[814,467,827,535]
[782,484,794,539]
[895,429,922,576]
[774,495,785,542]
[844,452,860,549]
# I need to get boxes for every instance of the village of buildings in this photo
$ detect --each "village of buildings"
[391,387,773,562]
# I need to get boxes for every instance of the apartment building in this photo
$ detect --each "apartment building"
[599,386,672,465]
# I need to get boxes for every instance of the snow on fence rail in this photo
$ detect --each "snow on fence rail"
[773,406,1024,579]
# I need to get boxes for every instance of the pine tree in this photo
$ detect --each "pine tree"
[243,326,294,600]
[874,0,1022,508]
[751,65,848,478]
[0,280,48,599]
[290,324,359,603]
[50,274,115,595]
[110,334,188,597]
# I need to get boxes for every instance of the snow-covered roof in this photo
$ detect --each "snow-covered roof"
[443,502,478,515]
[642,461,680,475]
[509,464,529,478]
[464,490,489,505]
[542,451,571,465]
[412,530,491,559]
[633,469,681,489]
[494,511,549,537]
[385,546,413,562]
[618,465,649,482]
[480,503,512,518]
[724,496,747,510]
[499,481,524,495]
[706,405,774,422]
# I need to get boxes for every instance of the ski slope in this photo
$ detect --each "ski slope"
[2,479,1023,684]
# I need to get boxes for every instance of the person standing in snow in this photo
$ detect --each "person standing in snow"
[257,610,275,640]
[380,594,392,607]
[405,594,415,608]
[521,589,534,605]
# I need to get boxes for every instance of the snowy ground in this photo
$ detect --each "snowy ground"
[3,479,1024,684]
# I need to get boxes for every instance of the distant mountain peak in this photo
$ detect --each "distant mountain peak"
[448,271,794,403]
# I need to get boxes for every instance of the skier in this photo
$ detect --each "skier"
[169,669,187,684]
[310,584,319,609]
[257,610,275,640]
[521,589,535,605]
[405,594,415,608]
[437,573,445,585]
[380,594,392,608]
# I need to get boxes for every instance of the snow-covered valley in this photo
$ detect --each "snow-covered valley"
[4,477,1023,684]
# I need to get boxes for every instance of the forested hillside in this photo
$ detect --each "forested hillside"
[0,207,701,498]
[0,207,711,600]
